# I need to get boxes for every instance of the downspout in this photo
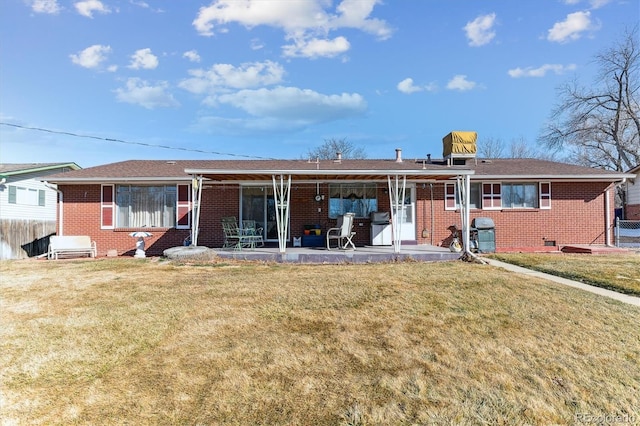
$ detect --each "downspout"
[605,185,611,246]
[44,181,63,236]
[429,183,434,246]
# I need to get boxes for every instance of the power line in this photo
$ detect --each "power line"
[0,122,276,160]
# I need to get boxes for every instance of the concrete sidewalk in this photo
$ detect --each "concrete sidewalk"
[483,258,640,307]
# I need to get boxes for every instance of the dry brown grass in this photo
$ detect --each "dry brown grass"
[488,253,640,296]
[1,257,639,425]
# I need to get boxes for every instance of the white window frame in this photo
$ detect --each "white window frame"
[445,182,481,211]
[101,184,115,229]
[501,182,539,209]
[113,184,188,229]
[539,182,551,209]
[482,182,502,210]
[8,185,45,206]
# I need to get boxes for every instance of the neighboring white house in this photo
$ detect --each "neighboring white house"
[624,165,640,220]
[0,163,80,259]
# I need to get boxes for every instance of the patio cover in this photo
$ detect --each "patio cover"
[184,162,475,255]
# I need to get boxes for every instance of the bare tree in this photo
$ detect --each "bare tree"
[477,136,505,158]
[305,138,367,160]
[540,26,640,172]
[478,136,555,159]
[508,137,540,158]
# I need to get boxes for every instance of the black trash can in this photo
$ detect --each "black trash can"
[471,217,495,253]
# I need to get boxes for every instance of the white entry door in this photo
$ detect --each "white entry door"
[392,185,416,241]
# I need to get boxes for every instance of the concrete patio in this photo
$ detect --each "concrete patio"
[212,243,463,264]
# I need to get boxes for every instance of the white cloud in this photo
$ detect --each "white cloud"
[282,36,350,59]
[30,0,62,14]
[128,48,159,70]
[588,0,613,8]
[547,11,596,43]
[129,0,164,13]
[397,78,422,94]
[69,44,112,69]
[250,38,265,50]
[179,60,285,98]
[74,0,111,18]
[331,0,393,40]
[562,0,612,8]
[446,75,477,91]
[192,0,391,58]
[190,86,367,134]
[130,0,149,8]
[217,86,366,121]
[464,13,497,47]
[183,50,201,63]
[508,63,577,78]
[114,78,179,109]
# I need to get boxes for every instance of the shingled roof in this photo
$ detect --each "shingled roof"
[0,162,80,176]
[42,158,632,183]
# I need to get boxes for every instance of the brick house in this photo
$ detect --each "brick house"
[43,139,632,257]
[624,164,640,220]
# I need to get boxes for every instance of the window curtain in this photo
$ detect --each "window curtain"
[329,184,377,218]
[117,185,176,228]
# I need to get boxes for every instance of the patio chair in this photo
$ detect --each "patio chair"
[222,217,254,250]
[326,212,356,250]
[242,220,265,248]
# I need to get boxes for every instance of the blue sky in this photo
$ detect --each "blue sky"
[0,0,636,168]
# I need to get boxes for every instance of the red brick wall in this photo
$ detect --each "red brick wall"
[625,204,640,220]
[60,185,194,257]
[415,181,614,250]
[59,181,614,255]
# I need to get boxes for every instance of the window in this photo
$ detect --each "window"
[445,182,481,210]
[101,184,190,229]
[7,185,45,206]
[446,181,552,211]
[502,183,538,208]
[539,182,551,209]
[328,183,377,218]
[482,183,502,209]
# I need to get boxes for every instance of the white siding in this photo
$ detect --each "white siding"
[0,170,61,221]
[627,178,640,206]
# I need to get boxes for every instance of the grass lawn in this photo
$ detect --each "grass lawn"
[1,258,639,425]
[487,253,640,296]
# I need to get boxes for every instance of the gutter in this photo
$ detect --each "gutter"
[44,181,63,236]
[471,174,635,181]
[184,168,475,177]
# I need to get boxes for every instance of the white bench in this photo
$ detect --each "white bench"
[48,236,97,260]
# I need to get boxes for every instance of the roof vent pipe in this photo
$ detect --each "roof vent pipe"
[335,152,342,163]
[427,153,431,163]
[395,148,402,163]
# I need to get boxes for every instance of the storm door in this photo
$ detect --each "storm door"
[392,185,416,241]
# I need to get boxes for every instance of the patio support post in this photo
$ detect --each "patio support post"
[455,174,471,256]
[463,174,471,253]
[388,174,407,253]
[272,174,291,254]
[191,175,203,246]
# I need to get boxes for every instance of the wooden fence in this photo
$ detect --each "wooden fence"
[0,219,57,259]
